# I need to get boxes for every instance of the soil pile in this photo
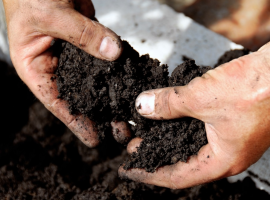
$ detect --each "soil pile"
[56,41,210,172]
[1,51,270,199]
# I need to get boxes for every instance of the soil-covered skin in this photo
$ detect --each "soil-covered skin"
[56,41,210,172]
[1,55,270,199]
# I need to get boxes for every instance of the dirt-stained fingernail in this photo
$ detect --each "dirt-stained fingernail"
[100,36,121,60]
[135,92,155,116]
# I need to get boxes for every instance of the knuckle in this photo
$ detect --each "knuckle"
[155,89,171,118]
[228,57,247,71]
[79,22,96,48]
[187,76,203,88]
[185,77,208,114]
[201,69,215,79]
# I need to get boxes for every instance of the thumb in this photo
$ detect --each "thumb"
[135,77,210,120]
[41,8,122,61]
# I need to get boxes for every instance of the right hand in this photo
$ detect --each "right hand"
[119,43,270,189]
[3,0,130,147]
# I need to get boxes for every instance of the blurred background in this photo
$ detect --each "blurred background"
[156,0,270,51]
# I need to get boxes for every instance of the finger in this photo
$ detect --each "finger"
[39,8,122,61]
[127,138,143,154]
[119,144,232,189]
[47,98,99,148]
[135,77,212,120]
[111,121,132,144]
[19,48,99,148]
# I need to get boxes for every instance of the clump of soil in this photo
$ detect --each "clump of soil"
[56,41,168,140]
[56,41,210,172]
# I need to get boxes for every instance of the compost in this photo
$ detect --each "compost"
[56,41,210,172]
[2,48,270,199]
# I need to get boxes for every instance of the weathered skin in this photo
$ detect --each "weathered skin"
[3,0,131,147]
[119,43,270,189]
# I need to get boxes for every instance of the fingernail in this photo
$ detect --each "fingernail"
[100,36,120,60]
[136,93,155,115]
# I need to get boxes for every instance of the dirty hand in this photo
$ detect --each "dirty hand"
[3,0,129,147]
[119,43,270,189]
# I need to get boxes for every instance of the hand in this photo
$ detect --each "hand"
[3,0,129,147]
[119,43,270,189]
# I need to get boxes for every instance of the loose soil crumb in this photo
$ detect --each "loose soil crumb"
[56,41,211,172]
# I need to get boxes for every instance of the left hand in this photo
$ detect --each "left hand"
[3,0,127,147]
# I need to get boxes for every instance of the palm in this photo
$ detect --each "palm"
[4,0,124,147]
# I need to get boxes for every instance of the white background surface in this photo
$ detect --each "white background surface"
[93,0,242,73]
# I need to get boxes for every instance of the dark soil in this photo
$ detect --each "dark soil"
[1,52,270,199]
[56,41,169,140]
[56,41,210,172]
